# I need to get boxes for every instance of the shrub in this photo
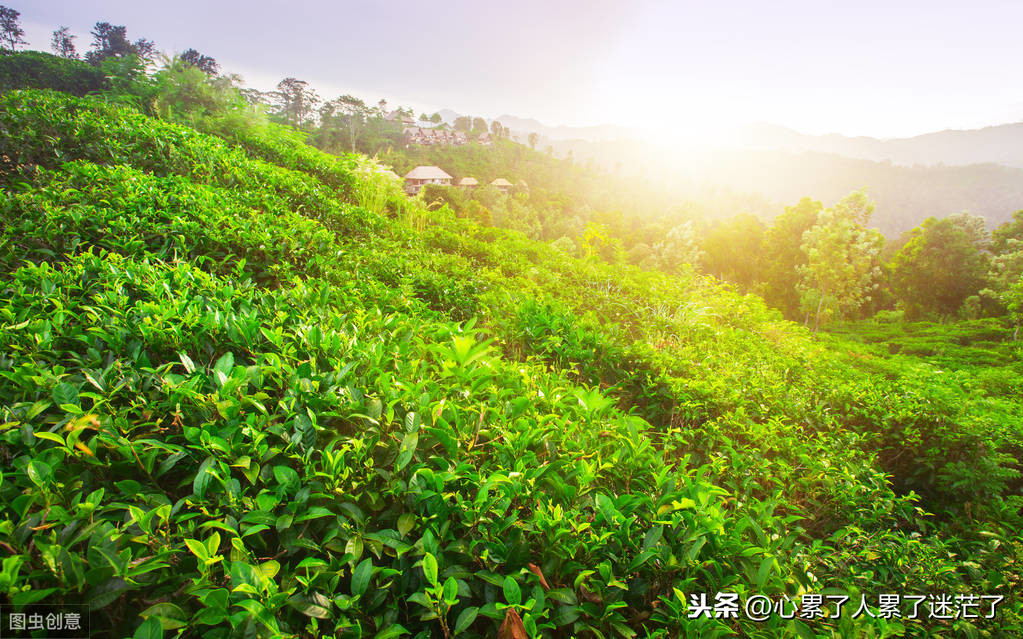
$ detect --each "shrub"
[0,51,108,96]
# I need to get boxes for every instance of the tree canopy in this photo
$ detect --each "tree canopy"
[0,4,26,51]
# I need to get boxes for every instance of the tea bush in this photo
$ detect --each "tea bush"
[1,89,1020,637]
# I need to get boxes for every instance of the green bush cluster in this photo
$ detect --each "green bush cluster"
[1,89,1020,638]
[0,51,109,96]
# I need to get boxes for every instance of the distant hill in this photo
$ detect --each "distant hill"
[419,107,1023,234]
[551,138,1023,236]
[494,114,633,142]
[441,106,1023,169]
[741,122,1023,169]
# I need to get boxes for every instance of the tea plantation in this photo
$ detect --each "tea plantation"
[0,90,1020,638]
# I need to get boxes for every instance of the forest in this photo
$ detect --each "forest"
[0,10,1021,639]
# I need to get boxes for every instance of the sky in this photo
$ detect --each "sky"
[11,0,1023,139]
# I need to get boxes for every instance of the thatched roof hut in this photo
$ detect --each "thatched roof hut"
[404,166,453,194]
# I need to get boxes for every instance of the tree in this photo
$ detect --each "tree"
[946,211,989,250]
[180,48,218,75]
[320,94,371,152]
[464,200,492,226]
[0,5,26,51]
[889,216,990,319]
[651,221,703,273]
[429,112,442,124]
[85,22,156,66]
[270,77,320,127]
[984,240,1023,339]
[527,132,539,150]
[551,236,576,255]
[51,26,78,59]
[454,116,471,132]
[700,213,766,292]
[581,222,623,263]
[150,55,256,132]
[761,197,822,319]
[797,190,884,333]
[490,120,503,139]
[992,210,1023,255]
[238,87,265,106]
[472,116,487,133]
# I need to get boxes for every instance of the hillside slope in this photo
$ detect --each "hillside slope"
[0,90,1021,638]
[746,122,1023,170]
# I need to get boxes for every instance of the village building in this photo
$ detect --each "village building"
[491,178,513,193]
[404,166,452,195]
[384,110,417,128]
[477,132,493,145]
[458,177,479,189]
[403,127,468,147]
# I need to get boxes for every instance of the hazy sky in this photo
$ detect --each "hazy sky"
[12,0,1023,139]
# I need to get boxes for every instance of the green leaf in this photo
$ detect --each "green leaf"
[193,456,215,499]
[345,536,363,563]
[178,351,195,374]
[628,550,657,572]
[395,430,419,471]
[133,616,163,639]
[273,464,299,488]
[756,556,775,590]
[26,401,51,420]
[642,524,663,551]
[672,497,697,510]
[13,588,58,606]
[296,558,328,570]
[407,592,431,609]
[288,596,331,619]
[33,431,66,447]
[442,576,459,604]
[139,602,188,630]
[206,532,222,558]
[404,411,420,433]
[553,604,580,626]
[185,538,209,562]
[234,598,278,632]
[454,606,478,634]
[52,382,79,406]
[545,588,577,605]
[26,460,53,488]
[352,558,373,596]
[397,512,415,537]
[373,625,410,639]
[213,352,235,377]
[422,552,438,586]
[792,619,817,639]
[502,575,521,606]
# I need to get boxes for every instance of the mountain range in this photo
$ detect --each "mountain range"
[434,109,1023,235]
[742,122,1023,169]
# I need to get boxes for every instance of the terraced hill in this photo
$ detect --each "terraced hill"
[0,90,1020,638]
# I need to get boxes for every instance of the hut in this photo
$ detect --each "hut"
[404,166,453,195]
[458,177,479,190]
[490,178,513,193]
